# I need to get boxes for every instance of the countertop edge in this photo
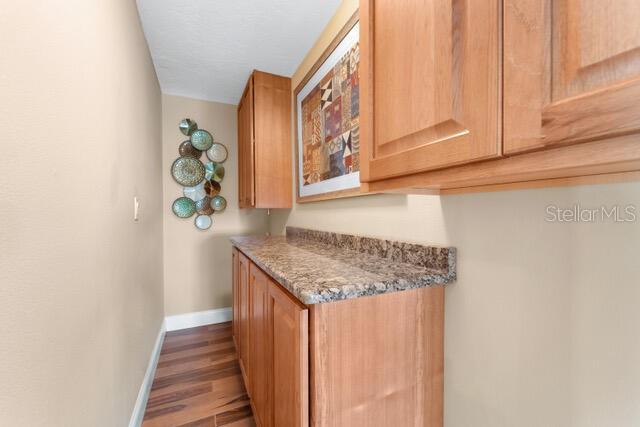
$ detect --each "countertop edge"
[231,237,456,305]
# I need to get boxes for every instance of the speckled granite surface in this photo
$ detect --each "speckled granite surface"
[230,227,456,305]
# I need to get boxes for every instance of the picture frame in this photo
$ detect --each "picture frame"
[294,12,364,203]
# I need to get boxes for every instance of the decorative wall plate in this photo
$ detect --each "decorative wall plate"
[172,197,196,218]
[204,180,221,197]
[196,196,215,215]
[171,156,205,187]
[205,162,225,182]
[183,182,206,201]
[212,165,225,182]
[204,162,217,181]
[179,141,202,159]
[206,142,228,163]
[211,195,227,212]
[190,129,213,150]
[179,118,197,136]
[194,214,212,230]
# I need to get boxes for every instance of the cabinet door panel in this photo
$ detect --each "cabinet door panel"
[238,253,251,389]
[232,248,239,345]
[269,280,308,427]
[504,0,640,154]
[253,71,292,208]
[360,0,500,182]
[249,264,272,427]
[238,77,255,207]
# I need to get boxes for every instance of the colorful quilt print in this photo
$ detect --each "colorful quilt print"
[301,44,359,186]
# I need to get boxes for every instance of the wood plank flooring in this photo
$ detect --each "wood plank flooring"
[142,322,255,427]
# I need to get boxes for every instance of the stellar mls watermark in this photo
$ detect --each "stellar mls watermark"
[545,204,637,223]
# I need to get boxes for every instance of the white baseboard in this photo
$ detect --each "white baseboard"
[128,319,166,427]
[128,308,232,426]
[164,307,232,332]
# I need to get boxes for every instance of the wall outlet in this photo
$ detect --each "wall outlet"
[134,196,140,221]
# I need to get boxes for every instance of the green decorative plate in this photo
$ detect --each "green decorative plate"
[172,197,196,218]
[211,195,227,212]
[204,162,225,182]
[204,162,217,181]
[171,156,205,187]
[179,118,197,136]
[205,180,221,197]
[196,196,215,215]
[179,141,202,159]
[190,129,213,150]
[206,142,228,163]
[194,215,213,230]
[212,165,225,182]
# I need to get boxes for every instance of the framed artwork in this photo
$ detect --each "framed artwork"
[295,12,362,203]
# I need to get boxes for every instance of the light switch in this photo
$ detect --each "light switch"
[134,196,140,221]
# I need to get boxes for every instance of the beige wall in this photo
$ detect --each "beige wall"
[270,1,640,425]
[0,1,164,426]
[162,95,268,316]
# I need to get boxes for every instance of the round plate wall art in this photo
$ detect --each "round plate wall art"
[183,182,206,201]
[206,143,228,163]
[179,140,202,159]
[204,162,217,181]
[171,156,205,187]
[205,180,221,197]
[204,162,225,182]
[171,119,228,229]
[196,197,215,215]
[179,118,197,136]
[211,195,227,212]
[194,215,212,230]
[211,165,225,182]
[172,197,196,218]
[190,129,213,151]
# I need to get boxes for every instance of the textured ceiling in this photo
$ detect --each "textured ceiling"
[137,0,341,105]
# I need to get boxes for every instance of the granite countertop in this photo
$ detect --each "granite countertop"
[230,227,456,305]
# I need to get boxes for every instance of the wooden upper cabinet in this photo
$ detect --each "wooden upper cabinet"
[238,77,255,208]
[359,0,501,182]
[269,277,308,427]
[237,70,293,208]
[504,0,640,154]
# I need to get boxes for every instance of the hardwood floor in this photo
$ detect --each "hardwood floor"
[142,322,255,427]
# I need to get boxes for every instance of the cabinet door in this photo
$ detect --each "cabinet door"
[269,279,308,427]
[359,0,500,182]
[249,264,272,427]
[504,0,640,154]
[253,71,292,208]
[238,76,255,208]
[232,248,239,345]
[238,252,251,389]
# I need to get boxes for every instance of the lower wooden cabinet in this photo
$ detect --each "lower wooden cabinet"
[238,251,251,390]
[249,264,274,427]
[269,275,308,427]
[232,248,443,426]
[308,286,444,427]
[233,252,309,427]
[232,248,239,346]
